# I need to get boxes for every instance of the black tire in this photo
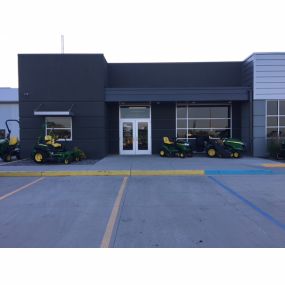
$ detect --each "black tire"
[207,148,216,157]
[33,152,45,163]
[16,153,21,160]
[187,151,193,157]
[3,153,12,162]
[233,151,240,158]
[160,150,165,157]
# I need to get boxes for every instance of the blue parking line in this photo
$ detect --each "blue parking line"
[208,176,285,233]
[205,169,273,175]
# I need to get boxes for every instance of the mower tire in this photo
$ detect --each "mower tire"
[3,153,12,162]
[233,151,240,158]
[159,150,165,157]
[207,148,216,157]
[180,152,185,158]
[33,152,45,164]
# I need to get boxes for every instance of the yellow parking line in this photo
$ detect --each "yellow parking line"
[131,170,205,176]
[100,176,129,248]
[0,177,45,201]
[262,163,285,168]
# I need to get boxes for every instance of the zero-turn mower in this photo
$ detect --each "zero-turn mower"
[32,131,81,164]
[0,120,20,162]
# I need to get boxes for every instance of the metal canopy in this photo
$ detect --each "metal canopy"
[34,104,74,116]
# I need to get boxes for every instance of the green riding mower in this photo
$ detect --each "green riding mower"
[32,132,82,164]
[206,137,246,158]
[0,120,20,162]
[159,137,193,158]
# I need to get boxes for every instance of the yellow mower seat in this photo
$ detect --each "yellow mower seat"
[163,137,174,145]
[45,135,62,148]
[9,136,18,146]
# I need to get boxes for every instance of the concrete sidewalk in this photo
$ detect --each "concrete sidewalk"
[0,155,284,176]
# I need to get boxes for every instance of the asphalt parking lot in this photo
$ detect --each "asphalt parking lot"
[0,161,285,247]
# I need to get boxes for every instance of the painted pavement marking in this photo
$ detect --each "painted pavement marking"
[208,176,285,232]
[100,176,129,248]
[0,177,45,201]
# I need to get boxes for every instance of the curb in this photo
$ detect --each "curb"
[261,163,285,168]
[0,170,204,177]
[0,169,279,177]
[0,170,131,177]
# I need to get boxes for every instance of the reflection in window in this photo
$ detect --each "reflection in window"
[45,117,72,140]
[176,105,231,139]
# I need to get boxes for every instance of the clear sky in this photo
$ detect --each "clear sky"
[1,0,285,87]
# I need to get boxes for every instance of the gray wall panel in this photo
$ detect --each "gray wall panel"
[18,54,108,158]
[151,103,176,153]
[253,138,267,157]
[254,53,285,100]
[253,116,265,127]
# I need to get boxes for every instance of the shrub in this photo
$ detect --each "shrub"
[73,147,87,160]
[267,138,282,158]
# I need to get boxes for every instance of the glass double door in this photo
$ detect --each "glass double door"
[120,119,151,155]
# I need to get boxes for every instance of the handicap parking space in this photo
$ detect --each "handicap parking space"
[0,176,123,247]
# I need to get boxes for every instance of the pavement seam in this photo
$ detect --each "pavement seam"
[100,176,129,248]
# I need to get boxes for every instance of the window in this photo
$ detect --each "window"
[176,104,231,140]
[266,100,285,138]
[45,117,72,141]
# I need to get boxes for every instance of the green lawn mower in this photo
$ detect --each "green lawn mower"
[0,120,20,162]
[32,132,82,164]
[159,137,192,158]
[206,137,246,158]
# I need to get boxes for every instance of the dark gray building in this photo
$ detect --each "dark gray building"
[18,53,285,158]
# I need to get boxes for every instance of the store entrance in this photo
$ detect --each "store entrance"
[119,105,152,155]
[120,119,151,155]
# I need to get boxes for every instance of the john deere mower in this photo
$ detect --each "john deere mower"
[32,131,81,164]
[206,137,246,158]
[0,120,20,162]
[159,137,192,158]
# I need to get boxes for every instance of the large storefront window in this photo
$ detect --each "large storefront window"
[176,104,231,140]
[45,117,72,140]
[266,100,285,138]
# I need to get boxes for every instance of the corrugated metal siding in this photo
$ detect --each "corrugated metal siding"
[254,53,285,99]
[0,88,18,102]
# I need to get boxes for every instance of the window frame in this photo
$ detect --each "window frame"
[266,100,285,139]
[45,117,73,141]
[176,103,232,140]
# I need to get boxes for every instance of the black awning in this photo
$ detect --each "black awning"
[105,87,251,102]
[34,104,74,116]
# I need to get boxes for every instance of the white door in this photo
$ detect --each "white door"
[120,119,151,155]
